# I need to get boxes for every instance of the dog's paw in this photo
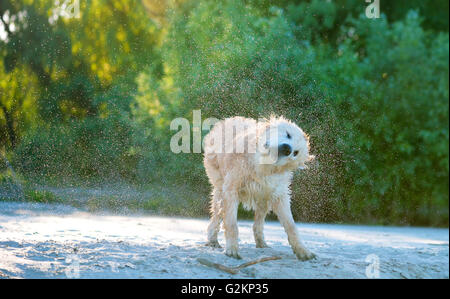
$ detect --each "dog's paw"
[225,248,242,259]
[205,241,222,248]
[255,241,270,248]
[294,248,316,261]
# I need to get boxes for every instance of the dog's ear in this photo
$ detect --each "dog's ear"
[298,162,307,170]
[299,155,315,170]
[256,122,271,147]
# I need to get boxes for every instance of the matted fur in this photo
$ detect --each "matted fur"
[203,116,315,260]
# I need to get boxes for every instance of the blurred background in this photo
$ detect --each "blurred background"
[0,0,448,226]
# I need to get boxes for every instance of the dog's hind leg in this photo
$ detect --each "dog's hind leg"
[253,201,269,248]
[222,185,241,259]
[206,188,223,248]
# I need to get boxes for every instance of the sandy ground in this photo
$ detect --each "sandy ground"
[0,201,448,279]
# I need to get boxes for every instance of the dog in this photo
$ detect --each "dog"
[203,116,315,260]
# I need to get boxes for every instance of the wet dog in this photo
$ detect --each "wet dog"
[203,116,315,260]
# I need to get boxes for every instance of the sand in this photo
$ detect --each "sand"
[0,201,448,279]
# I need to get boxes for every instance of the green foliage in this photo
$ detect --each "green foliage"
[1,0,448,225]
[317,11,449,225]
[154,1,448,225]
[285,0,339,42]
[0,58,39,148]
[2,0,161,179]
[161,0,342,222]
[24,189,61,204]
[15,112,137,179]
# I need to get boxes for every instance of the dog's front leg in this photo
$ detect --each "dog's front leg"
[253,201,269,248]
[222,189,241,259]
[273,196,315,261]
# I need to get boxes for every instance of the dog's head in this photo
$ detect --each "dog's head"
[257,116,314,171]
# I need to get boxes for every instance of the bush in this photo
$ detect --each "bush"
[9,0,448,225]
[147,2,449,225]
[15,105,138,180]
[316,11,449,225]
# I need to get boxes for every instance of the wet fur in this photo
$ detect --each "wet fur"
[203,116,315,260]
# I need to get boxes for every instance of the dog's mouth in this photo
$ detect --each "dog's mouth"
[275,152,312,169]
[259,143,311,168]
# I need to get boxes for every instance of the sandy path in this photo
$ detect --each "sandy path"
[0,201,448,279]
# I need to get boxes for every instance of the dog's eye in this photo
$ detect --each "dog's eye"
[293,150,299,157]
[287,132,291,139]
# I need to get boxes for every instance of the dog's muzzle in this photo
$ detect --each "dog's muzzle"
[278,143,292,157]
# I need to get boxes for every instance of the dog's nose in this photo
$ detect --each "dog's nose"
[278,143,292,156]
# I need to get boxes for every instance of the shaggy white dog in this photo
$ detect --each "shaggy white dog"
[203,116,315,260]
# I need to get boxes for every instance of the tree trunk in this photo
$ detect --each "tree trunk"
[0,104,16,148]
